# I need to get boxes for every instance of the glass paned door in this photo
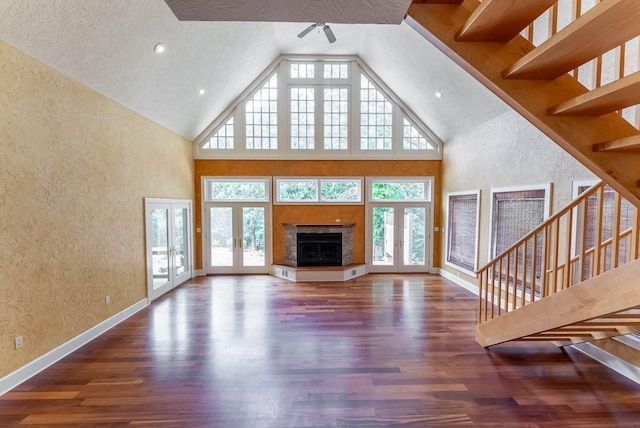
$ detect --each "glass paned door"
[145,199,193,302]
[206,203,269,274]
[172,204,191,285]
[150,205,170,293]
[372,206,396,267]
[210,206,234,267]
[368,203,430,273]
[242,207,266,267]
[403,206,426,267]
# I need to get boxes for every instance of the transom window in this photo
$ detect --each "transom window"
[204,178,271,202]
[368,178,432,202]
[275,177,363,204]
[195,56,441,160]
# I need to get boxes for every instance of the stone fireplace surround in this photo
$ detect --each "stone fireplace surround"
[284,223,354,267]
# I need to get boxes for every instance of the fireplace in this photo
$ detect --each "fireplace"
[297,233,342,267]
[283,223,354,267]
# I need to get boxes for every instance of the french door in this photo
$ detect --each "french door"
[145,199,193,301]
[205,202,270,274]
[368,203,430,273]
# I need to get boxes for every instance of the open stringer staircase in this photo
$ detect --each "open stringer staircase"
[406,0,640,348]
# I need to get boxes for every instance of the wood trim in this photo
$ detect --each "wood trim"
[457,0,557,42]
[549,71,640,116]
[503,0,640,79]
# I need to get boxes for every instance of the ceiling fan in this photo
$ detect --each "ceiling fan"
[297,23,336,43]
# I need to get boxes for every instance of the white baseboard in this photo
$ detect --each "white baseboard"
[194,269,206,277]
[436,268,479,296]
[0,298,148,396]
[572,342,640,385]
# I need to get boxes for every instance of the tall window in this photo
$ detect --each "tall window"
[290,87,315,150]
[490,186,550,258]
[324,87,349,150]
[446,191,480,274]
[360,75,393,150]
[246,75,278,150]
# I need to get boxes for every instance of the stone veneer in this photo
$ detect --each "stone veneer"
[284,223,354,267]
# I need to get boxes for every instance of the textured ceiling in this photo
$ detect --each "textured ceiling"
[0,0,508,142]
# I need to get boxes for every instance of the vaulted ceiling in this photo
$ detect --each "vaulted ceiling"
[0,0,509,142]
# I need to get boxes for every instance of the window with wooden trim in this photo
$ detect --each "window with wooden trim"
[446,191,479,274]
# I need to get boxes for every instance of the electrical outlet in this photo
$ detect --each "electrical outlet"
[105,295,111,304]
[335,218,341,222]
[14,336,23,349]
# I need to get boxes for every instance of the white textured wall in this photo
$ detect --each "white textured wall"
[441,110,596,283]
[0,39,194,378]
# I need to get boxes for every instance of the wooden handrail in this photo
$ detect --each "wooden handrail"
[477,181,640,323]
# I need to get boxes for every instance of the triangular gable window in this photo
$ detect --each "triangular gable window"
[403,118,435,151]
[195,56,442,160]
[203,117,234,149]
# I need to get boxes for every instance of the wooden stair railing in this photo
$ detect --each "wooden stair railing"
[406,0,640,209]
[475,181,639,323]
[472,181,640,346]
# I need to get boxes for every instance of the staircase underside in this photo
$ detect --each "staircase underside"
[406,0,640,208]
[475,259,640,347]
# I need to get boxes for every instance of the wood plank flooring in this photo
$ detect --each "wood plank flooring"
[2,274,640,427]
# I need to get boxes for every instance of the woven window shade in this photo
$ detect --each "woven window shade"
[492,190,545,257]
[447,194,478,272]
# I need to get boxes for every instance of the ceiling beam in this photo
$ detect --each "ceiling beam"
[457,0,557,42]
[503,0,640,80]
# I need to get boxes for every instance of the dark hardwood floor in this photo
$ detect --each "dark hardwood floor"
[2,274,640,427]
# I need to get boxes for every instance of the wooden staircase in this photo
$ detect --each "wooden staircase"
[405,0,640,347]
[407,0,640,207]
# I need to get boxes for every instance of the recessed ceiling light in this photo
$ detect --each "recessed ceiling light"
[435,91,442,98]
[199,89,205,95]
[154,42,165,54]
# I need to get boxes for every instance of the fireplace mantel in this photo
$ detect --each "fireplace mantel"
[283,223,355,228]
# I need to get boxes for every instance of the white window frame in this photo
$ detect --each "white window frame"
[366,177,433,203]
[445,190,481,276]
[194,55,442,160]
[274,177,364,205]
[203,177,272,203]
[488,183,551,261]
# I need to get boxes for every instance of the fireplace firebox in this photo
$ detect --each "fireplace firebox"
[297,233,342,267]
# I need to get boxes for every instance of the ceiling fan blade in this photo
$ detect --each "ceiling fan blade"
[297,23,319,38]
[323,25,336,43]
